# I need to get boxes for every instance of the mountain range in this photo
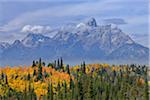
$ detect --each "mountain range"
[0,18,149,66]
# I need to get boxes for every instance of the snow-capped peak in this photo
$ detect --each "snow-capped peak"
[22,33,50,47]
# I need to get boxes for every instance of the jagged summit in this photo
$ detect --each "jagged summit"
[86,17,97,27]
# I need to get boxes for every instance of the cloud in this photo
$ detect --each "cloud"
[21,25,52,34]
[0,0,123,32]
[103,18,127,25]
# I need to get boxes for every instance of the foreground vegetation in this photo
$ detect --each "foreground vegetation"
[0,58,149,100]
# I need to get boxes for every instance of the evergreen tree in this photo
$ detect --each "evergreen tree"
[82,61,86,74]
[27,73,30,80]
[51,83,54,100]
[57,82,62,99]
[66,64,70,75]
[47,83,53,100]
[32,60,36,67]
[47,63,54,68]
[70,78,75,99]
[78,78,84,100]
[64,81,67,99]
[60,57,63,70]
[144,67,149,100]
[35,61,38,65]
[47,84,51,99]
[89,76,95,99]
[54,60,56,68]
[33,69,36,77]
[5,74,8,85]
[1,72,4,81]
[42,62,46,66]
[37,58,43,81]
[57,59,60,69]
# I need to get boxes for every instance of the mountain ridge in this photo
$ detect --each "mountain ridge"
[0,18,149,66]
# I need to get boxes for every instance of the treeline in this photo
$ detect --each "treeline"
[0,58,149,100]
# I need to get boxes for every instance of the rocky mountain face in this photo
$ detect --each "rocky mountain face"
[0,18,149,66]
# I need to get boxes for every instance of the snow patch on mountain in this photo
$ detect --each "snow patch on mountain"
[22,33,51,47]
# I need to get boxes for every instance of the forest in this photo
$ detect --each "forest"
[0,58,149,100]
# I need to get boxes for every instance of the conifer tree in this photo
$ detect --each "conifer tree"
[60,57,63,70]
[57,59,60,69]
[82,61,86,74]
[54,60,56,68]
[78,78,84,100]
[70,78,75,99]
[64,81,67,99]
[42,62,45,66]
[89,76,95,99]
[47,83,53,100]
[57,82,62,99]
[1,72,4,81]
[27,73,30,80]
[5,74,8,85]
[33,69,36,76]
[32,60,36,67]
[66,64,70,75]
[144,67,149,100]
[37,58,43,81]
[47,63,54,68]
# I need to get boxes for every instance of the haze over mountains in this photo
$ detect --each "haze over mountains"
[0,18,149,66]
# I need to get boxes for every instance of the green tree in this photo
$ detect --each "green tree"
[66,64,70,75]
[47,83,53,100]
[70,78,75,99]
[78,78,84,100]
[60,57,64,70]
[32,60,36,67]
[27,73,30,81]
[37,58,43,81]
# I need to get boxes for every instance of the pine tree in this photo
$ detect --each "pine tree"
[60,57,63,70]
[47,83,53,100]
[78,78,84,100]
[57,82,62,99]
[37,58,43,81]
[32,60,36,67]
[5,74,8,85]
[47,63,54,68]
[54,60,56,68]
[82,61,86,74]
[70,78,75,99]
[66,64,70,75]
[47,84,51,99]
[27,73,30,80]
[33,69,36,77]
[1,72,4,81]
[89,76,95,99]
[57,59,60,69]
[144,67,149,100]
[35,61,38,65]
[42,62,45,66]
[64,81,67,99]
[51,83,54,100]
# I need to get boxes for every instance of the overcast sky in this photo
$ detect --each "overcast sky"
[0,0,149,47]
